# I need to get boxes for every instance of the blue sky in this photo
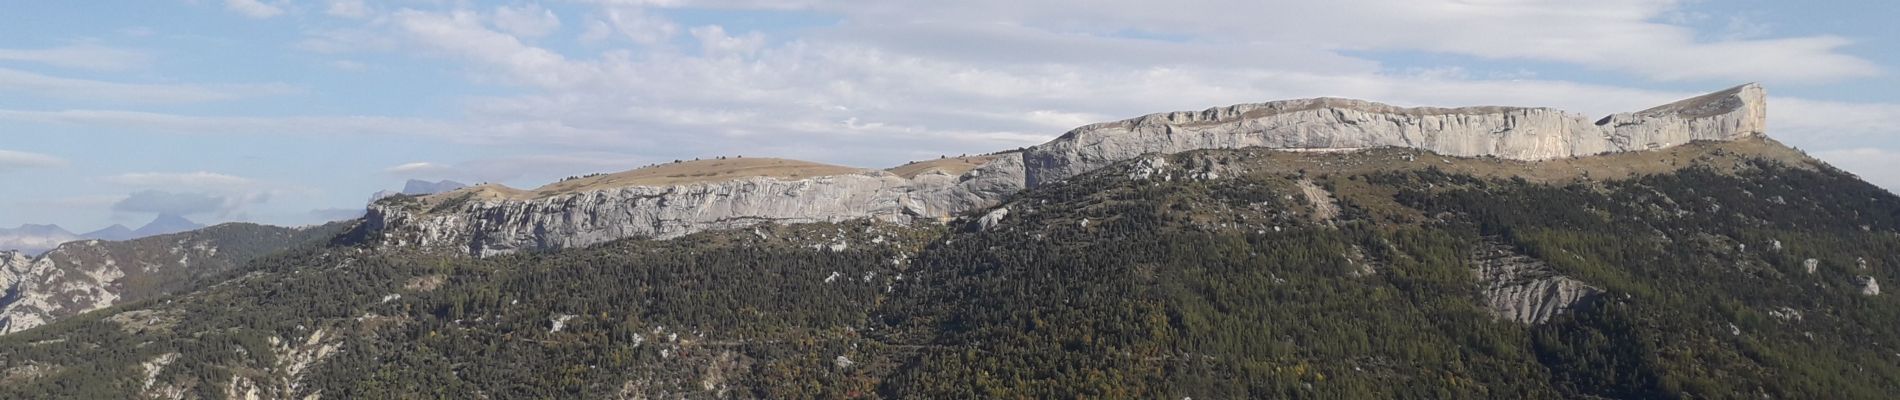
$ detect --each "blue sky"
[2,0,1899,231]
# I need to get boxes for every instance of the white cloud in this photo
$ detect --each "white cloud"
[394,9,599,88]
[0,44,149,71]
[110,189,276,219]
[0,108,630,148]
[690,25,765,56]
[0,149,67,172]
[97,172,312,220]
[493,4,563,38]
[581,5,679,45]
[224,0,286,19]
[0,67,298,103]
[385,162,445,174]
[113,190,231,216]
[325,0,369,19]
[14,194,125,208]
[101,171,256,189]
[789,0,1878,83]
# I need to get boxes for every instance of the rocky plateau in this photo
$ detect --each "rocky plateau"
[368,83,1770,257]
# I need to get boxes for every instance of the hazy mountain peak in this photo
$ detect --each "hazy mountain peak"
[81,224,136,241]
[9,224,74,236]
[131,214,204,238]
[0,224,79,255]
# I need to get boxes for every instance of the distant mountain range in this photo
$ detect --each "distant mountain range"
[0,224,77,255]
[0,213,205,255]
[80,224,136,241]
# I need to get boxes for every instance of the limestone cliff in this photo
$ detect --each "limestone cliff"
[1022,83,1766,186]
[367,84,1768,257]
[366,155,1026,256]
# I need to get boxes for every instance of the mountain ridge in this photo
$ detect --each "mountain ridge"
[5,132,1898,398]
[366,83,1772,257]
[130,213,203,238]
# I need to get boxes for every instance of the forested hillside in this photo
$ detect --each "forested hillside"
[2,138,1897,399]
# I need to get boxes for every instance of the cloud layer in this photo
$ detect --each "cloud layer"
[0,149,67,173]
[8,0,1888,171]
[100,171,255,189]
[112,190,228,216]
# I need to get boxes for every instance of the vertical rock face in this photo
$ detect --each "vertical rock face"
[367,84,1769,257]
[367,155,1027,256]
[1471,241,1602,325]
[0,251,37,316]
[1022,83,1766,186]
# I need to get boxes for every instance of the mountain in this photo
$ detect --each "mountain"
[0,221,353,334]
[8,83,1900,398]
[0,224,79,255]
[5,136,1898,399]
[80,224,136,241]
[365,83,1765,257]
[129,213,204,238]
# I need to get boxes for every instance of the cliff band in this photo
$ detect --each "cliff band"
[367,83,1768,256]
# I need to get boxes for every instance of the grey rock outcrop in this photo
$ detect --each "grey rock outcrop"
[0,242,138,334]
[0,250,35,299]
[1022,83,1766,186]
[1472,240,1602,324]
[976,207,1009,231]
[367,156,1028,257]
[367,84,1769,257]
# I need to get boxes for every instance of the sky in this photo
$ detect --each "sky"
[2,0,1899,231]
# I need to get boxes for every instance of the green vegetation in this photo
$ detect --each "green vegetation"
[2,142,1898,399]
